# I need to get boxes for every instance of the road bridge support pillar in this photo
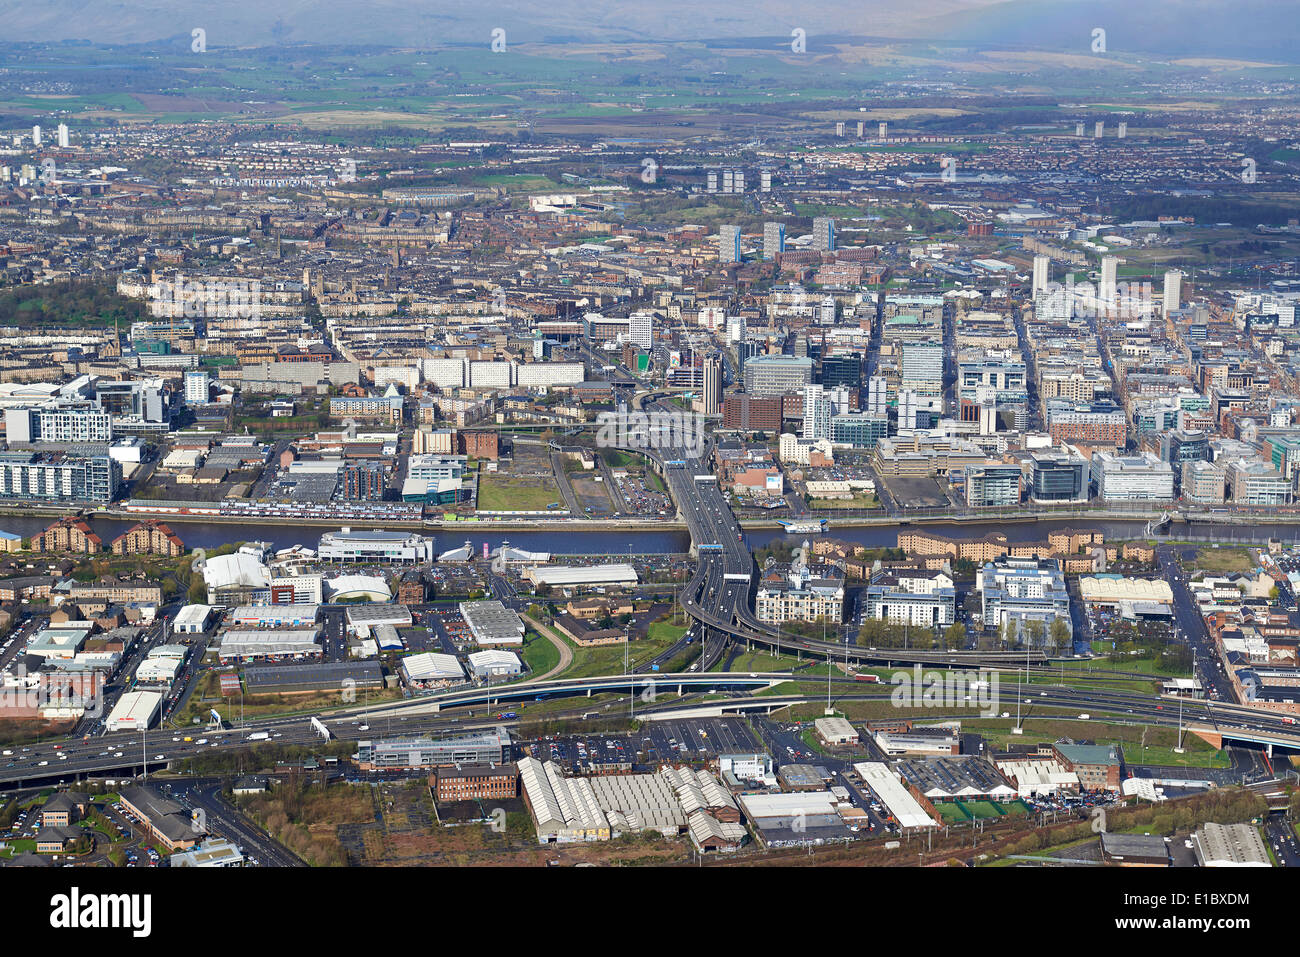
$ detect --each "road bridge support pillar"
[678,685,683,695]
[586,688,592,697]
[1268,742,1274,758]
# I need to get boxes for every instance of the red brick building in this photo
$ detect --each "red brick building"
[722,394,782,432]
[458,431,499,460]
[430,763,518,803]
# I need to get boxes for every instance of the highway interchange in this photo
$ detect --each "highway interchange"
[3,381,1300,863]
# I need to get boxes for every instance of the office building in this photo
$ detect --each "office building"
[93,379,170,434]
[819,353,862,390]
[1030,450,1089,504]
[1227,460,1291,506]
[700,354,723,415]
[830,413,887,449]
[1182,460,1226,504]
[1046,400,1126,448]
[722,393,783,432]
[118,785,204,851]
[355,731,511,771]
[898,390,920,431]
[628,311,654,349]
[966,463,1023,508]
[900,342,945,395]
[1091,452,1175,503]
[742,355,814,397]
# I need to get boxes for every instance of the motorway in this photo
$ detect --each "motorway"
[638,400,1051,672]
[12,650,1300,790]
[1156,544,1238,702]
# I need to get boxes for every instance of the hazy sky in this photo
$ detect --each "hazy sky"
[0,0,1289,62]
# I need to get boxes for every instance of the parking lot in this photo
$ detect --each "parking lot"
[612,472,672,517]
[519,717,761,774]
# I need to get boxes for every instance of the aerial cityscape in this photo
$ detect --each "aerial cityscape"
[0,0,1295,902]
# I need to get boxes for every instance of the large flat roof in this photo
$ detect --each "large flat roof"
[853,762,936,829]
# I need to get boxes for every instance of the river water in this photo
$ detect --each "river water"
[2,514,1294,557]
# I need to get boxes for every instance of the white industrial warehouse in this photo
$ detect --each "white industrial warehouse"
[105,690,162,731]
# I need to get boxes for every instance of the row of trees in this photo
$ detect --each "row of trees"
[0,278,146,326]
[999,788,1267,860]
[856,617,967,651]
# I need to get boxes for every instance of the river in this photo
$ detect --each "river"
[2,514,1295,557]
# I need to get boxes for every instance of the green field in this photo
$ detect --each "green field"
[519,632,561,677]
[476,473,561,511]
[934,799,1031,823]
[1192,547,1258,574]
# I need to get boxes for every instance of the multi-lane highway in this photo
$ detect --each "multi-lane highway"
[640,403,1050,671]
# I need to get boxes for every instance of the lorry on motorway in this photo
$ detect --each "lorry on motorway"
[246,731,270,741]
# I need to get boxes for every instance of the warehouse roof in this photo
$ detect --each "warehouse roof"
[401,652,465,682]
[1193,822,1271,867]
[325,575,392,602]
[853,762,936,829]
[1080,576,1173,605]
[174,604,213,628]
[459,600,525,645]
[202,553,270,591]
[244,661,382,691]
[105,690,162,729]
[526,563,639,587]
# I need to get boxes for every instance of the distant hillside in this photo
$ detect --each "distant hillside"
[927,0,1300,63]
[0,0,1290,63]
[0,0,1002,47]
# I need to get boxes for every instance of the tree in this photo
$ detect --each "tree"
[1024,619,1044,648]
[1049,618,1071,650]
[942,622,965,651]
